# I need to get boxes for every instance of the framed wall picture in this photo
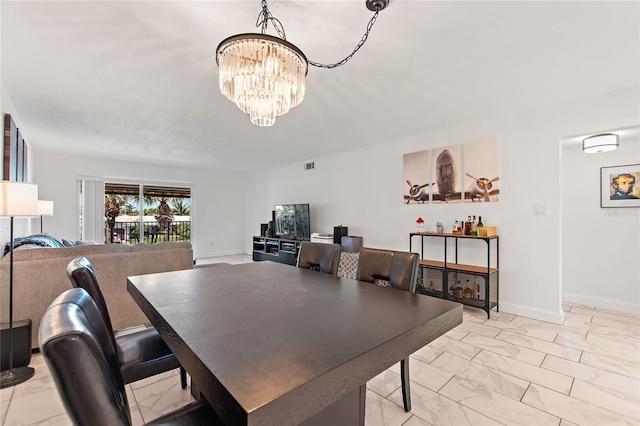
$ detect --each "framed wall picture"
[3,114,27,182]
[431,144,462,203]
[462,138,500,203]
[600,164,640,208]
[403,137,500,205]
[403,150,431,204]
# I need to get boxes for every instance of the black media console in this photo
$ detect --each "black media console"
[252,236,308,266]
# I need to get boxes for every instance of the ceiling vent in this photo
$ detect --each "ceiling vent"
[304,162,315,171]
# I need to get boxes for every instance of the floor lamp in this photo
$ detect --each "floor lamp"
[37,200,54,233]
[0,181,38,389]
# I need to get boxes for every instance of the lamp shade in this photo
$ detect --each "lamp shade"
[583,133,619,153]
[0,181,39,217]
[37,200,54,216]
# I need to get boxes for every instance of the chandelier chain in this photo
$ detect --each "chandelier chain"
[255,0,382,69]
[308,9,380,69]
[256,0,287,40]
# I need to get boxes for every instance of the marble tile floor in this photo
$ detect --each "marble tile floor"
[2,257,639,425]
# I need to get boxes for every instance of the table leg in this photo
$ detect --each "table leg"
[190,377,203,400]
[299,385,365,426]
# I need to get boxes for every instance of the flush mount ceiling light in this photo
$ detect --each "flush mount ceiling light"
[583,133,619,153]
[215,0,389,127]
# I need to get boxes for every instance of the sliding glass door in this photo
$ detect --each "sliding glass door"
[79,179,191,244]
[141,185,191,244]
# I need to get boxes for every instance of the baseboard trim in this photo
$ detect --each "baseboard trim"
[194,249,247,259]
[499,301,565,324]
[563,292,640,315]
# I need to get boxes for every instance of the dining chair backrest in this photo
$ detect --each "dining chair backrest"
[40,288,131,426]
[356,247,420,292]
[356,247,420,412]
[296,242,341,275]
[66,256,190,389]
[66,256,117,347]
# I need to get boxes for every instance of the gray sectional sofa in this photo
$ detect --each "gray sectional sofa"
[1,241,194,349]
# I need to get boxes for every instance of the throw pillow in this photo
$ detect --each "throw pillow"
[337,251,360,280]
[3,234,65,256]
[374,279,391,287]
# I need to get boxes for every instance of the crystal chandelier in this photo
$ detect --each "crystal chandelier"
[216,0,389,127]
[216,34,307,127]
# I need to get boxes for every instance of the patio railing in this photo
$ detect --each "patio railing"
[105,220,190,244]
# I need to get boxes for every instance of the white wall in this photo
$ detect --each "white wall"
[245,86,640,324]
[30,149,247,260]
[0,85,247,257]
[562,130,640,314]
[3,79,639,321]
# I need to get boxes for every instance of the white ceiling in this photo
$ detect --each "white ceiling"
[2,1,638,172]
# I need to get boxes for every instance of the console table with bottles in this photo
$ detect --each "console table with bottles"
[409,232,499,318]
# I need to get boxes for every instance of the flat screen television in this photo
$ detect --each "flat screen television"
[274,204,310,240]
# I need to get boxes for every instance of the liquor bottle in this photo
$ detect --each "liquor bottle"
[456,280,463,298]
[464,216,472,235]
[471,215,477,235]
[453,220,459,233]
[473,277,480,299]
[464,279,473,298]
[477,216,484,227]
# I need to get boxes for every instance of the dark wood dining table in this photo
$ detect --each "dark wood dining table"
[127,261,462,426]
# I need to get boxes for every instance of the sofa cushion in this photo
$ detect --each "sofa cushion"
[130,241,192,253]
[62,239,99,247]
[13,244,43,251]
[74,240,99,246]
[7,243,131,262]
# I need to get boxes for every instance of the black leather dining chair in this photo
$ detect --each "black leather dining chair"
[66,256,187,388]
[356,247,420,412]
[39,288,221,426]
[296,242,341,275]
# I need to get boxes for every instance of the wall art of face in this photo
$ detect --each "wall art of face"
[435,150,456,196]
